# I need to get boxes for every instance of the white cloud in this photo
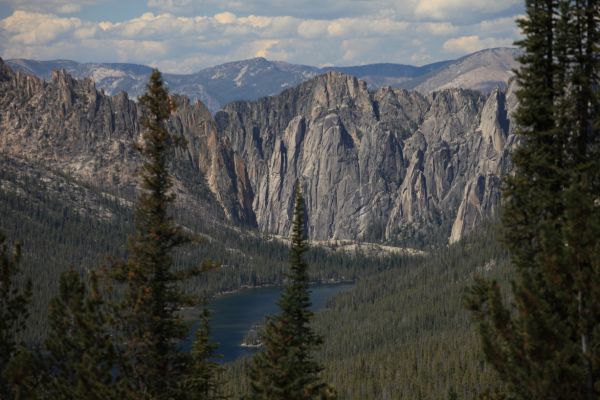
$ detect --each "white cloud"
[111,39,169,60]
[0,8,523,73]
[249,39,279,58]
[214,12,237,24]
[238,15,272,29]
[327,18,409,38]
[0,11,83,45]
[297,20,328,39]
[73,25,97,39]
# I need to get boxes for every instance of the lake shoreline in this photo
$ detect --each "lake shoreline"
[180,280,354,320]
[182,282,356,362]
[212,278,356,299]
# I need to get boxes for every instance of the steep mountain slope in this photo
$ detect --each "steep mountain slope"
[3,62,407,338]
[191,58,321,107]
[215,72,518,244]
[0,58,517,246]
[409,47,520,93]
[6,58,158,104]
[7,48,518,113]
[0,58,254,226]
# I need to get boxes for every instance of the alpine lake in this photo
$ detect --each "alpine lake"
[181,283,355,362]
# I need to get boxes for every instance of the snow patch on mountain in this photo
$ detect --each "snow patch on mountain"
[234,65,248,87]
[90,67,127,82]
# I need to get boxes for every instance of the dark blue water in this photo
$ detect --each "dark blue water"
[183,283,354,362]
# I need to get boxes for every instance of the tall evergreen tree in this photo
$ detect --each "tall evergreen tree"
[3,346,42,400]
[182,302,228,400]
[466,1,600,399]
[43,269,119,399]
[114,69,200,399]
[248,184,336,400]
[562,1,600,397]
[0,232,32,399]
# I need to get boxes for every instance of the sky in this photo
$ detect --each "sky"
[0,0,523,74]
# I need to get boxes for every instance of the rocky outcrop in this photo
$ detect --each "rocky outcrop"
[216,72,518,242]
[167,96,255,224]
[448,80,519,242]
[0,58,255,226]
[0,65,139,186]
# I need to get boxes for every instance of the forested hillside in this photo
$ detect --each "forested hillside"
[224,222,512,399]
[2,149,506,399]
[0,155,409,342]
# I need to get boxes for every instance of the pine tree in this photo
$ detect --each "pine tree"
[111,69,207,399]
[43,269,119,399]
[3,346,42,400]
[561,1,600,397]
[466,1,600,399]
[182,302,228,400]
[0,232,32,399]
[248,184,336,400]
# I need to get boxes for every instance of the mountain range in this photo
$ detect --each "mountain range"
[0,51,518,246]
[7,47,519,113]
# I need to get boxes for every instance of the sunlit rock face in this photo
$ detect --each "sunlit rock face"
[0,58,255,226]
[1,55,518,244]
[216,71,518,242]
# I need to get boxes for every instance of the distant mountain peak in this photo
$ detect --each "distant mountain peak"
[409,47,521,94]
[7,47,519,112]
[248,56,268,62]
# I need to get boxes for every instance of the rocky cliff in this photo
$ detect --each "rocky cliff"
[0,57,517,245]
[0,58,255,226]
[215,71,518,243]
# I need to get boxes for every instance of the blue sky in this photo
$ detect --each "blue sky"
[0,0,523,73]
